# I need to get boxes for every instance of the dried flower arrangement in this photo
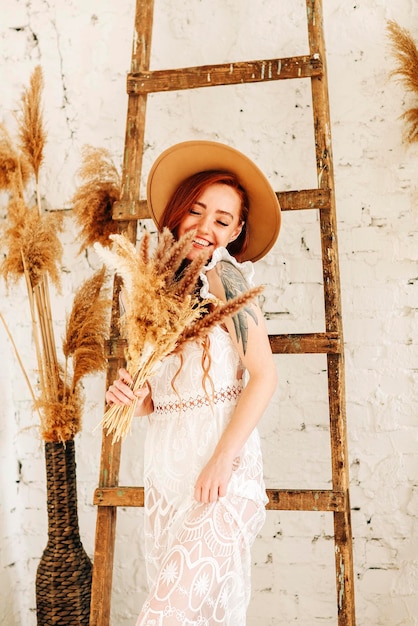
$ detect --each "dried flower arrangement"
[96,229,264,442]
[0,66,110,442]
[387,20,418,143]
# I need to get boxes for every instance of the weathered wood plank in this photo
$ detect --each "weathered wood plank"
[266,489,346,512]
[89,507,117,626]
[277,188,331,211]
[111,188,331,221]
[94,486,145,507]
[307,1,355,623]
[127,54,323,95]
[94,486,346,512]
[269,332,341,354]
[90,277,125,626]
[89,1,155,624]
[105,332,341,360]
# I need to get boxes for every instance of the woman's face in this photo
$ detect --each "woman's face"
[177,183,243,260]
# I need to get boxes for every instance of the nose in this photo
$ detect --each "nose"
[196,214,210,234]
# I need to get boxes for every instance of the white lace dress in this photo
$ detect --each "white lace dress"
[136,249,268,626]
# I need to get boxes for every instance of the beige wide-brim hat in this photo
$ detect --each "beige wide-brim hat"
[146,140,281,262]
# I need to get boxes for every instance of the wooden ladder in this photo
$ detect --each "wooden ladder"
[89,1,356,624]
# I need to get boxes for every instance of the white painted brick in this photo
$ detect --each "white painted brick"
[360,567,398,596]
[365,538,398,566]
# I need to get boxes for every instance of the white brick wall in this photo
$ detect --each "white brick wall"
[1,1,417,624]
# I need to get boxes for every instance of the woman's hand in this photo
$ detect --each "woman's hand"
[194,451,235,503]
[105,368,153,416]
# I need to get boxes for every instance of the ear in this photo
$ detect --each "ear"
[229,222,244,243]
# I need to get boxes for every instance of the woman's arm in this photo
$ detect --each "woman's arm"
[194,261,277,503]
[105,368,154,417]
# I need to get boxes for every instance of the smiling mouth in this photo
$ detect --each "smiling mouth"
[193,237,211,247]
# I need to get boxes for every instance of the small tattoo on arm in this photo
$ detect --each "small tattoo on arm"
[218,261,258,354]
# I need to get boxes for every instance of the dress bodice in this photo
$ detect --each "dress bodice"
[149,324,244,417]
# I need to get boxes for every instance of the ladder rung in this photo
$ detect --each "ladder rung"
[278,188,331,211]
[269,332,341,354]
[112,188,331,221]
[94,486,144,507]
[127,54,323,95]
[267,489,346,512]
[106,332,341,360]
[94,486,346,512]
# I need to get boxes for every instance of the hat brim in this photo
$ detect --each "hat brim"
[146,140,281,262]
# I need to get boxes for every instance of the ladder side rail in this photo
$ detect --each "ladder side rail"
[89,278,125,626]
[307,0,342,335]
[307,1,356,624]
[90,1,155,624]
[112,1,155,219]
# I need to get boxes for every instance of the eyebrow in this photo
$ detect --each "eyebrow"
[194,201,234,220]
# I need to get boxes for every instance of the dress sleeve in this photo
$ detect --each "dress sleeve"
[199,247,255,299]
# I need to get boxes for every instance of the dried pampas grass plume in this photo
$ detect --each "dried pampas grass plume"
[37,268,110,442]
[63,266,110,390]
[36,377,83,443]
[71,145,121,251]
[95,229,263,442]
[18,65,46,184]
[1,66,63,291]
[387,20,418,143]
[0,124,31,194]
[1,197,64,289]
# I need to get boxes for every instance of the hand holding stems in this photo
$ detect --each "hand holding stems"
[105,368,153,417]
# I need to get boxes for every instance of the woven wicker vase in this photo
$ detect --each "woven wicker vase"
[36,440,92,625]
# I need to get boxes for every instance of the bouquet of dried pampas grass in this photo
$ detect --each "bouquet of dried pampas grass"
[0,66,111,442]
[95,229,263,442]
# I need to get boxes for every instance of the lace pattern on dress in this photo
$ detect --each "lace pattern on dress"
[154,382,243,415]
[137,492,266,626]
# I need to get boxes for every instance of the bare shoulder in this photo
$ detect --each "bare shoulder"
[206,259,249,303]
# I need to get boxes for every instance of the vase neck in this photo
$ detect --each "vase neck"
[44,441,81,538]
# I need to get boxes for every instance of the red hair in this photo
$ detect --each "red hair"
[160,170,250,259]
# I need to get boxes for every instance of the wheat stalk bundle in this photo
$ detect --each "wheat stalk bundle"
[95,229,263,442]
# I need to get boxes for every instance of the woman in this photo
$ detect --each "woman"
[105,140,281,625]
